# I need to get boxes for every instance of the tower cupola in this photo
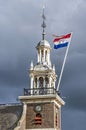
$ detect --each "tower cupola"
[36,40,51,66]
[28,8,57,95]
[36,7,51,66]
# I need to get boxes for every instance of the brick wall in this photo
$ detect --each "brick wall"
[26,102,54,129]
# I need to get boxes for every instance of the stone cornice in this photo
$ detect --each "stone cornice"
[19,94,65,107]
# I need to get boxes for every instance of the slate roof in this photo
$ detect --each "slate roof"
[0,103,23,130]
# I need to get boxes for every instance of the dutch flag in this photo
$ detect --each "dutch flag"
[53,33,72,49]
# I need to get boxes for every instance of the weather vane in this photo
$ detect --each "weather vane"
[41,5,46,40]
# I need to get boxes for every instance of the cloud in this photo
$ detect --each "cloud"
[0,0,86,129]
[62,108,86,130]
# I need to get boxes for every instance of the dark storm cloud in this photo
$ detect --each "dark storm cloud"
[48,0,86,112]
[0,0,39,90]
[0,0,86,129]
[0,0,85,103]
[62,109,86,130]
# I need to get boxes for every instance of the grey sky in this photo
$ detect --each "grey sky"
[0,0,86,129]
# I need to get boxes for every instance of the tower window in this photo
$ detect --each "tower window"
[35,113,42,125]
[45,50,47,62]
[45,77,49,88]
[41,50,43,62]
[39,77,43,88]
[56,113,58,127]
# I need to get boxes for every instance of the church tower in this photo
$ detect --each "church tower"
[15,8,65,130]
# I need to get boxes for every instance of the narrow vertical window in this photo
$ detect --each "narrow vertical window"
[56,113,58,127]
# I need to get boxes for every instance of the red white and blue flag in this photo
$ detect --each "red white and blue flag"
[53,33,72,49]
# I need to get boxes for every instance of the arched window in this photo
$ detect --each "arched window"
[35,113,42,125]
[39,77,43,88]
[45,77,49,88]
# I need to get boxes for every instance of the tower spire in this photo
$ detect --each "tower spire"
[41,5,46,40]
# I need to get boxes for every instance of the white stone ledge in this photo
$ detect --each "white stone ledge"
[26,128,60,130]
[19,94,65,106]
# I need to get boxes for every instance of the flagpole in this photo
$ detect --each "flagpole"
[56,33,72,91]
